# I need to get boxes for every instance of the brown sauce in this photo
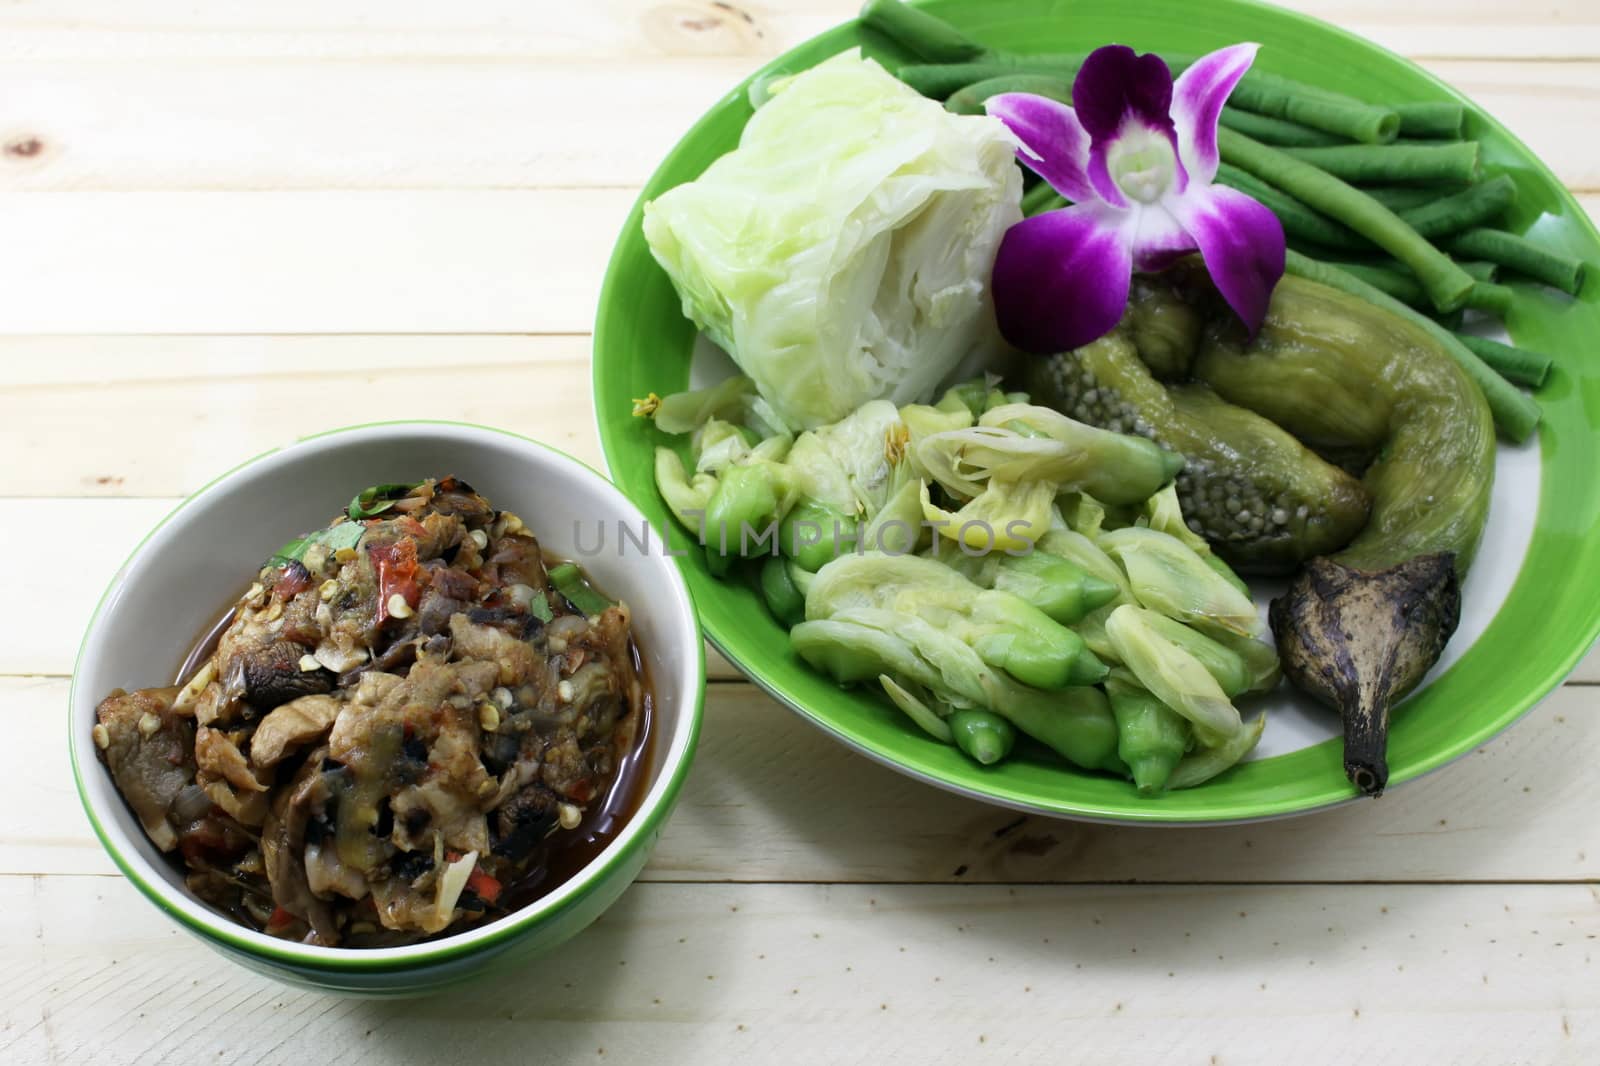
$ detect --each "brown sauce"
[171,576,656,934]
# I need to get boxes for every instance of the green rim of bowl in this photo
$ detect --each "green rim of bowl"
[594,0,1600,823]
[70,420,706,972]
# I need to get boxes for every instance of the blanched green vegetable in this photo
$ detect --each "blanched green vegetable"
[643,52,1021,429]
[1195,273,1495,794]
[1104,605,1243,746]
[1028,328,1373,574]
[1106,675,1191,794]
[703,464,785,576]
[1131,610,1252,698]
[977,404,1185,506]
[792,608,1123,773]
[760,554,806,627]
[644,374,791,439]
[940,546,1119,626]
[948,708,1016,765]
[1100,527,1261,639]
[806,553,1106,690]
[1167,714,1267,790]
[1196,275,1494,576]
[879,674,954,743]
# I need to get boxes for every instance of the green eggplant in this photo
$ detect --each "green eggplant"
[1192,274,1494,795]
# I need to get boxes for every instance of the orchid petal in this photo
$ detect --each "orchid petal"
[1171,43,1259,184]
[984,92,1096,204]
[990,205,1134,354]
[1126,204,1198,273]
[1168,183,1285,336]
[1072,46,1176,144]
[1086,142,1129,209]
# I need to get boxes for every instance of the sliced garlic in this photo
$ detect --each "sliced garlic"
[478,702,500,733]
[297,654,321,673]
[386,593,414,619]
[92,724,111,750]
[557,803,582,830]
[469,529,489,551]
[319,579,339,602]
[137,712,162,737]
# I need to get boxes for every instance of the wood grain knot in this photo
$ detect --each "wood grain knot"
[5,136,45,159]
[643,3,764,55]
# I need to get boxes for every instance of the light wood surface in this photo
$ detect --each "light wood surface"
[0,2,1596,1063]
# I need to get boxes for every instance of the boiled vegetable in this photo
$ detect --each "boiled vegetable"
[805,553,1108,690]
[948,708,1017,765]
[1218,127,1475,312]
[1027,328,1373,574]
[1193,273,1495,794]
[643,52,1021,428]
[1105,675,1191,794]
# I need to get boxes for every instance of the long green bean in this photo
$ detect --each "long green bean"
[1215,163,1369,251]
[1394,100,1466,139]
[1284,250,1539,440]
[1457,259,1499,282]
[1453,333,1552,389]
[1328,261,1426,307]
[897,51,1397,142]
[858,0,988,62]
[1220,128,1474,311]
[1396,175,1517,239]
[1463,280,1515,316]
[1218,107,1345,148]
[945,73,1073,114]
[1359,185,1440,212]
[1021,180,1064,216]
[1280,142,1481,185]
[1446,228,1589,295]
[895,57,1079,98]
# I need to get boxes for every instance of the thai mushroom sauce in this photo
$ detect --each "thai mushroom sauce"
[93,477,654,947]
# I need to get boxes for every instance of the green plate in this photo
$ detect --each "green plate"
[594,0,1600,822]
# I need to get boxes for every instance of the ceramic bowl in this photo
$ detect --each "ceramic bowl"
[70,422,704,995]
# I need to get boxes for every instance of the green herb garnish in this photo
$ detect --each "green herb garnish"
[348,482,424,520]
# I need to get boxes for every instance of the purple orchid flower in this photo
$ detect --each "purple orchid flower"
[984,43,1285,353]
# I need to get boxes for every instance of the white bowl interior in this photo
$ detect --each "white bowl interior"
[71,423,702,963]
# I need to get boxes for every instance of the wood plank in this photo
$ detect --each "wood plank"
[0,350,604,494]
[0,190,635,334]
[0,192,1594,335]
[1,59,1595,192]
[0,499,741,681]
[0,0,1593,61]
[17,676,1598,881]
[0,875,1595,1063]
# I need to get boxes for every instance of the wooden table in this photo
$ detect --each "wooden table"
[2,2,1596,1062]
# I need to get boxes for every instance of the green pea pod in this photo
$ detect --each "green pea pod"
[760,554,806,628]
[948,708,1016,766]
[1106,675,1192,794]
